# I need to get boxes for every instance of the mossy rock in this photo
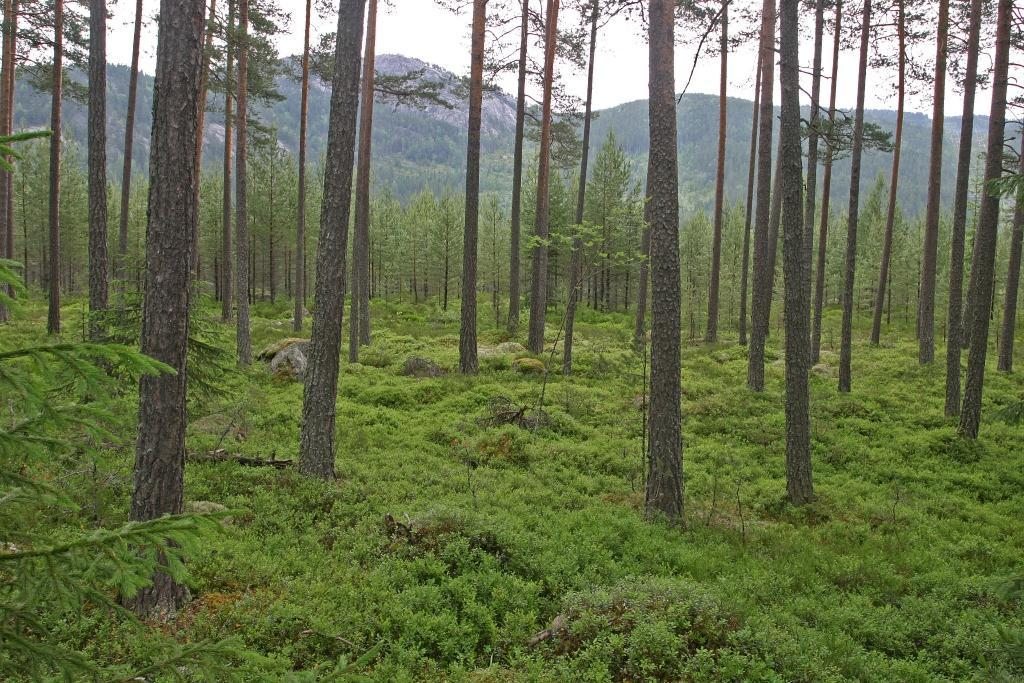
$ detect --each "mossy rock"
[513,357,546,374]
[256,337,309,361]
[401,356,446,378]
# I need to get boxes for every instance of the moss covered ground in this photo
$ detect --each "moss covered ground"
[19,297,1024,681]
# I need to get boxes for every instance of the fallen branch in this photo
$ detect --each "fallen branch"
[528,614,566,646]
[188,449,292,469]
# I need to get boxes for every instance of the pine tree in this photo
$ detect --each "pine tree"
[299,0,367,480]
[645,0,683,523]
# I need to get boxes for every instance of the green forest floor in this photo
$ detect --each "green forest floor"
[20,297,1024,681]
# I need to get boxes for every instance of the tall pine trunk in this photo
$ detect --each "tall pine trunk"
[117,0,142,284]
[234,0,251,364]
[507,0,528,333]
[838,0,872,393]
[779,0,813,505]
[221,0,235,322]
[706,0,728,343]
[459,0,485,374]
[997,138,1024,372]
[129,0,205,618]
[738,46,762,346]
[349,0,377,361]
[0,0,14,322]
[944,0,982,414]
[802,0,824,260]
[47,0,63,335]
[299,0,366,479]
[959,0,1009,438]
[294,0,311,331]
[745,0,776,391]
[87,0,109,338]
[527,0,559,354]
[870,0,905,345]
[645,0,683,524]
[811,0,841,365]
[917,0,949,363]
[192,0,217,279]
[564,0,598,375]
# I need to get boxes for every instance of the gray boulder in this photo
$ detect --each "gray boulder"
[270,344,308,380]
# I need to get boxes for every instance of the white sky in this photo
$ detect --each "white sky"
[106,1,991,118]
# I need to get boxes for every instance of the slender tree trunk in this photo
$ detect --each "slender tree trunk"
[811,0,841,365]
[117,0,142,286]
[944,0,982,414]
[0,0,13,322]
[349,0,377,361]
[268,159,276,302]
[459,0,485,374]
[47,0,63,335]
[779,0,813,505]
[959,0,1009,437]
[299,0,366,479]
[870,0,905,345]
[838,0,872,393]
[633,172,651,348]
[746,0,776,391]
[917,0,949,363]
[507,0,528,333]
[87,0,109,338]
[234,0,251,364]
[564,0,598,375]
[706,0,728,343]
[221,0,235,322]
[192,0,216,280]
[802,0,823,263]
[129,0,205,618]
[645,0,683,524]
[3,0,12,301]
[738,47,762,346]
[527,0,559,354]
[997,137,1024,372]
[294,0,311,331]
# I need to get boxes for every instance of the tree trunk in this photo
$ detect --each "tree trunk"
[129,0,205,618]
[294,0,311,331]
[234,0,251,365]
[117,0,142,287]
[779,0,813,505]
[811,0,841,365]
[959,0,1009,437]
[564,0,598,375]
[944,0,982,414]
[87,0,109,338]
[0,0,13,322]
[870,0,904,345]
[802,0,824,263]
[997,138,1024,372]
[838,0,872,393]
[745,0,775,391]
[645,0,683,524]
[298,0,366,480]
[349,0,377,361]
[917,0,949,364]
[526,0,559,354]
[633,172,651,348]
[706,0,728,343]
[738,46,762,346]
[192,0,217,280]
[47,0,63,335]
[221,0,235,322]
[507,0,528,334]
[459,0,485,374]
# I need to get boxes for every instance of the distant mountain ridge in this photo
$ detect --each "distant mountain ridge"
[11,53,986,217]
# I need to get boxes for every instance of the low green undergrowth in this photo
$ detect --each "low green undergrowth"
[10,296,1024,681]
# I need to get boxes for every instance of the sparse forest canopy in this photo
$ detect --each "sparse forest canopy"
[2,0,1023,679]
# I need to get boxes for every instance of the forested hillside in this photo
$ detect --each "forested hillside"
[13,55,984,215]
